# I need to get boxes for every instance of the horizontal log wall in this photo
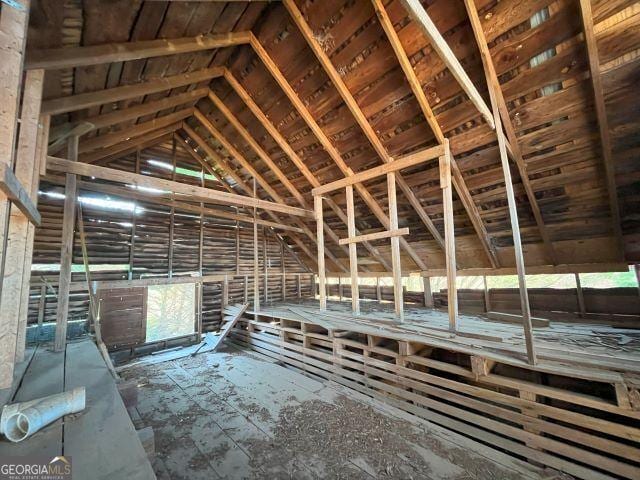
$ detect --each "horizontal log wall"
[27,180,314,337]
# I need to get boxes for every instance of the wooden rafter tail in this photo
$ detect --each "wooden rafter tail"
[248,34,427,271]
[463,0,557,266]
[578,0,625,260]
[372,0,499,269]
[283,0,445,254]
[222,69,393,271]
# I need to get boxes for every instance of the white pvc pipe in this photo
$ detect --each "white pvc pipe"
[2,387,85,442]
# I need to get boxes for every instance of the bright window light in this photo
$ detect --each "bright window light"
[147,159,174,171]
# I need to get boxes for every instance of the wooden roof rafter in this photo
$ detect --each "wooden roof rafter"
[25,31,252,70]
[577,0,625,260]
[371,0,500,269]
[463,0,558,265]
[182,120,345,273]
[247,33,428,271]
[40,66,224,116]
[221,70,393,271]
[191,109,350,272]
[204,89,357,263]
[284,0,447,258]
[174,130,315,272]
[80,125,181,164]
[77,108,194,155]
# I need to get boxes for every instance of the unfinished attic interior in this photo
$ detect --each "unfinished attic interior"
[1,0,640,478]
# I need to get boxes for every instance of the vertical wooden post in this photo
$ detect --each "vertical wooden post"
[314,195,326,310]
[235,209,240,275]
[297,273,302,299]
[2,69,45,366]
[281,242,286,301]
[387,172,404,321]
[439,140,457,331]
[483,276,492,313]
[37,285,46,340]
[0,0,30,305]
[376,277,382,302]
[168,138,177,278]
[243,274,249,304]
[198,168,204,276]
[128,150,140,281]
[0,2,32,387]
[196,283,203,335]
[253,178,260,312]
[422,276,433,307]
[345,185,360,314]
[221,275,229,313]
[575,273,586,317]
[54,136,79,352]
[263,227,268,305]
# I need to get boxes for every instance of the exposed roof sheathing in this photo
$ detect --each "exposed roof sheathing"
[28,0,640,272]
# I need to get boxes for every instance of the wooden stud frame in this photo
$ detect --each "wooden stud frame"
[439,141,457,331]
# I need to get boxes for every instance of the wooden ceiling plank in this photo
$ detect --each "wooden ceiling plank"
[26,31,251,70]
[578,0,625,260]
[41,66,223,115]
[464,0,558,266]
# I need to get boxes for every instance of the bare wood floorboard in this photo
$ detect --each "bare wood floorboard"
[121,346,544,480]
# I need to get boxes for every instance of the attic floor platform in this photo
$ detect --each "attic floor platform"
[120,346,545,480]
[229,299,640,478]
[251,299,640,382]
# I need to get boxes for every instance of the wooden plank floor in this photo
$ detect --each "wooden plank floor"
[120,346,545,480]
[253,299,640,380]
[0,340,155,480]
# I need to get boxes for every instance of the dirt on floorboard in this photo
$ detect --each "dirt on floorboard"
[120,349,548,480]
